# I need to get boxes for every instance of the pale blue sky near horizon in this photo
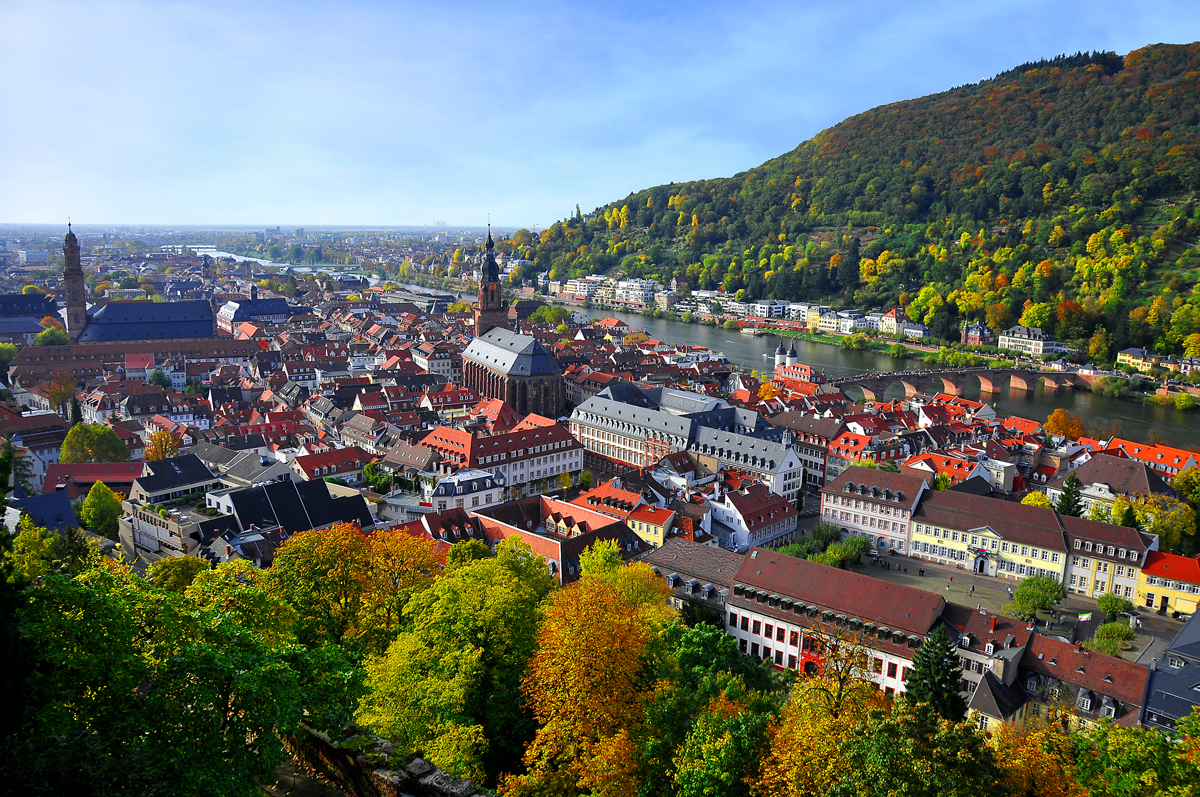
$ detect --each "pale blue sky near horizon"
[2,0,1199,228]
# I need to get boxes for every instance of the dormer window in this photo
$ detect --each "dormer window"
[985,642,995,655]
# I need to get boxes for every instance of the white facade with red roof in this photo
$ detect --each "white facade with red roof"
[290,445,375,485]
[711,483,799,551]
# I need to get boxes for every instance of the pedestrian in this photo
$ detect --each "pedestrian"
[969,586,974,597]
[950,576,954,583]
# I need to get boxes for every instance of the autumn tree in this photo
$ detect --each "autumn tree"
[357,528,441,652]
[59,423,131,464]
[902,624,966,721]
[829,701,1004,797]
[265,523,372,646]
[1131,493,1197,551]
[45,371,77,414]
[79,480,123,539]
[1044,409,1086,440]
[144,430,180,462]
[758,382,782,401]
[757,670,885,797]
[503,548,670,797]
[358,538,552,784]
[1021,492,1053,508]
[992,706,1086,797]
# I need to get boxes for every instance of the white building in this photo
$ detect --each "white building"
[998,326,1070,357]
[819,467,926,554]
[424,468,505,512]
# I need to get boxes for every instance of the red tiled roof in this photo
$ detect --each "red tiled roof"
[1138,551,1200,584]
[732,547,945,637]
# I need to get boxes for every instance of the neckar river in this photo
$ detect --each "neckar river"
[574,306,1200,449]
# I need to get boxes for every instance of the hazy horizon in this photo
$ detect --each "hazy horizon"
[4,0,1200,228]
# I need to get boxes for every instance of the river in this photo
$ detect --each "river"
[573,306,1200,449]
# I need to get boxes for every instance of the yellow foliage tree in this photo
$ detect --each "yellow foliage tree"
[143,430,180,462]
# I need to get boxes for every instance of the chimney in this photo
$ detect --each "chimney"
[251,284,258,301]
[988,616,996,632]
[1151,657,1157,671]
[1076,642,1082,653]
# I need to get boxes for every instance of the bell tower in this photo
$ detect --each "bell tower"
[63,223,86,341]
[473,225,509,337]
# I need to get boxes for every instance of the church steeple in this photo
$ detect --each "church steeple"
[473,222,509,337]
[63,224,86,341]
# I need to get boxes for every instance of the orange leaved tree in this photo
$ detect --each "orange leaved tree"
[1044,408,1086,440]
[503,541,671,797]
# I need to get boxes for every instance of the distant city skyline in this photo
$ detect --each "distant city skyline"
[2,0,1199,227]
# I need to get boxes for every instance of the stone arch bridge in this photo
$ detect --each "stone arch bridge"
[828,367,1090,401]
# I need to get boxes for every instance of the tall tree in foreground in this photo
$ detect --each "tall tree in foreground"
[830,702,1004,797]
[357,539,552,785]
[902,624,966,721]
[502,543,671,797]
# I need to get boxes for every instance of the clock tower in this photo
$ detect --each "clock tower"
[63,224,86,341]
[472,226,509,337]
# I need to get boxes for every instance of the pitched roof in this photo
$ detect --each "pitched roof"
[461,327,562,377]
[1142,551,1200,585]
[642,537,742,587]
[913,491,1069,551]
[731,547,945,637]
[1021,634,1149,706]
[1048,452,1180,500]
[968,670,1029,720]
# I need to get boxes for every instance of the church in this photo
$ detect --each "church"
[461,229,565,418]
[62,226,216,342]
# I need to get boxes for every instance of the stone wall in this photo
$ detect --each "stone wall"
[286,727,486,797]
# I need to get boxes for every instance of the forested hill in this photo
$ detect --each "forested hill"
[513,43,1200,360]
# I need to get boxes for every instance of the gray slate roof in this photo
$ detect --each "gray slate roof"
[77,300,215,341]
[462,327,562,377]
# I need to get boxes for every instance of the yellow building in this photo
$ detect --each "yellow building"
[1137,551,1200,616]
[1117,347,1164,373]
[805,305,829,332]
[620,330,649,347]
[626,505,676,548]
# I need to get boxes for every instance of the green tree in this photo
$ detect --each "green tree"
[723,319,740,330]
[1097,592,1135,622]
[0,342,19,373]
[362,461,392,493]
[79,480,123,539]
[889,343,909,358]
[934,473,952,491]
[147,369,172,390]
[1055,471,1084,517]
[33,327,68,346]
[356,538,552,784]
[902,624,967,721]
[445,538,491,570]
[1003,575,1066,621]
[69,397,83,426]
[147,555,210,592]
[580,469,594,489]
[830,702,1004,797]
[1084,621,1136,656]
[59,423,131,464]
[5,567,362,797]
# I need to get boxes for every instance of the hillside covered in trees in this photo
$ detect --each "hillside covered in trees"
[515,43,1200,359]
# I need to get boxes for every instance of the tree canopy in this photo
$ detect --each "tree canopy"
[59,423,131,464]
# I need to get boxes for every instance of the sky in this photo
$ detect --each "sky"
[2,1,1200,228]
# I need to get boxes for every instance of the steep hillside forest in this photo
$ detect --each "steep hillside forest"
[515,44,1200,358]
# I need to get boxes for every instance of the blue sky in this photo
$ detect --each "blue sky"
[2,1,1199,228]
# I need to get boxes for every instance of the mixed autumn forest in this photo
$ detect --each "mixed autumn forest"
[512,44,1200,360]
